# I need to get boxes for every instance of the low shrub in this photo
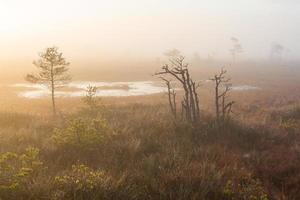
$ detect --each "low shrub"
[223,175,268,200]
[0,147,45,199]
[52,118,110,164]
[53,164,110,200]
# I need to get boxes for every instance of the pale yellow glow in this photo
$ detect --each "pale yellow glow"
[0,0,299,78]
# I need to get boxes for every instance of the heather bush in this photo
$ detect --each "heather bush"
[223,176,268,200]
[0,147,45,199]
[52,118,110,164]
[53,164,110,200]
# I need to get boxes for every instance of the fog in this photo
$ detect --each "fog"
[0,0,299,81]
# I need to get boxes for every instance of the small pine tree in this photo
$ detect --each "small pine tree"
[26,47,71,115]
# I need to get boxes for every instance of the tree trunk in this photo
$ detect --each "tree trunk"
[166,82,175,117]
[222,95,225,121]
[192,81,200,120]
[215,82,219,122]
[50,64,56,115]
[186,71,196,122]
[51,84,56,115]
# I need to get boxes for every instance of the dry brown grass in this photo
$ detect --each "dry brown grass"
[0,63,299,199]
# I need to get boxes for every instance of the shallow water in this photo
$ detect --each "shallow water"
[12,81,167,99]
[11,81,260,99]
[230,85,260,91]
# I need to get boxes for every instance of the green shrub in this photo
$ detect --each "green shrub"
[0,147,44,199]
[52,118,110,165]
[53,164,110,200]
[80,85,104,118]
[223,175,268,200]
[53,118,109,151]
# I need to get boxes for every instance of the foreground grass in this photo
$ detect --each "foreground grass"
[0,103,299,200]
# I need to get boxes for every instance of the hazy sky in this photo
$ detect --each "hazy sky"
[0,0,299,69]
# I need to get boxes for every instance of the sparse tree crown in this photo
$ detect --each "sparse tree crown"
[26,47,71,86]
[26,47,71,115]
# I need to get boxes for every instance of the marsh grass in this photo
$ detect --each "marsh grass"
[0,102,299,199]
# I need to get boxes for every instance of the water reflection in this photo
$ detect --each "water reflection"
[12,81,167,98]
[11,81,260,99]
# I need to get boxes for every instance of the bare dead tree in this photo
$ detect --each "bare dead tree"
[155,54,200,123]
[220,84,235,121]
[160,77,177,118]
[230,37,243,62]
[210,68,235,123]
[270,43,284,63]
